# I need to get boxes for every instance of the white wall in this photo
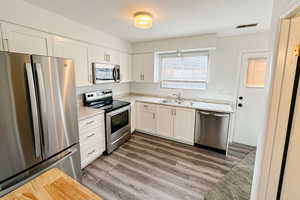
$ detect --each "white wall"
[0,0,131,53]
[131,32,270,103]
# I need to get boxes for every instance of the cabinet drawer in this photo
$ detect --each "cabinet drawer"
[79,114,104,132]
[79,125,105,142]
[137,102,157,112]
[80,140,105,168]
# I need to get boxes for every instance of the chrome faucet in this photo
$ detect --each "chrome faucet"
[173,92,183,102]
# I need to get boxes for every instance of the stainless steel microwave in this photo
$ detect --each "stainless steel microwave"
[92,63,120,84]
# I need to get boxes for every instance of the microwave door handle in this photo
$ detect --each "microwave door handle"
[112,67,116,82]
[25,63,42,158]
[35,63,49,154]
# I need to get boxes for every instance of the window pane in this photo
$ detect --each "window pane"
[246,58,267,88]
[160,51,209,90]
[161,81,207,90]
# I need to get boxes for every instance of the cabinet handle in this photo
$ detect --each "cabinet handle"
[152,113,155,119]
[88,149,96,155]
[85,120,95,125]
[144,105,148,108]
[3,39,9,51]
[86,133,95,138]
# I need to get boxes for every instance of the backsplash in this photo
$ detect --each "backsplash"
[76,82,130,105]
[130,82,235,103]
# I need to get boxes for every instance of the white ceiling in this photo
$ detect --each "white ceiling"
[24,0,274,42]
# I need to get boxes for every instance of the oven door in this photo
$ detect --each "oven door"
[93,63,115,84]
[106,105,131,153]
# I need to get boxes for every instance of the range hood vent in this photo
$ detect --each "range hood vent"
[236,23,258,29]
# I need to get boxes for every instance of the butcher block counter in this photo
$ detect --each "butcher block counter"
[0,168,102,200]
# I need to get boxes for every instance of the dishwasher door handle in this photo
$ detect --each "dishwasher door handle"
[212,113,230,117]
[197,111,212,115]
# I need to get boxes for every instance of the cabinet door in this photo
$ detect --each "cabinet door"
[2,23,51,56]
[143,53,155,82]
[173,108,195,143]
[0,24,3,51]
[157,105,173,138]
[104,49,120,65]
[120,53,132,82]
[136,102,157,133]
[53,36,91,87]
[132,54,144,81]
[89,45,105,64]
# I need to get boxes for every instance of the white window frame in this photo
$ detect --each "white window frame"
[158,48,212,90]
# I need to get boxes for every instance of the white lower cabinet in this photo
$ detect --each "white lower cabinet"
[78,114,106,168]
[173,108,195,143]
[136,102,196,144]
[136,102,157,134]
[157,105,173,138]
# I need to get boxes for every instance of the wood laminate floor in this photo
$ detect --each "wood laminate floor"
[82,132,256,200]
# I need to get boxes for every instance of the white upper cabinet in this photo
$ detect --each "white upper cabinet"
[2,23,52,56]
[104,49,120,65]
[173,107,195,143]
[120,52,132,82]
[88,45,106,64]
[53,36,91,87]
[0,24,3,51]
[132,53,157,82]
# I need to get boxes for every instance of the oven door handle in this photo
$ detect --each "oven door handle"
[106,105,131,117]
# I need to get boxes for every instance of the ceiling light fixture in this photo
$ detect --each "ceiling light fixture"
[134,11,153,29]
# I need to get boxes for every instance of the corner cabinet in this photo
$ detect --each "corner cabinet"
[1,23,52,56]
[53,36,91,87]
[132,53,158,82]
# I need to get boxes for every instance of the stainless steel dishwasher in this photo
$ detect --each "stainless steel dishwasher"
[195,110,230,151]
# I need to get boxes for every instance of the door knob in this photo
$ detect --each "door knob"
[238,103,243,107]
[239,96,243,100]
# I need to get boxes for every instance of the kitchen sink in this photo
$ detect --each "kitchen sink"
[160,99,184,104]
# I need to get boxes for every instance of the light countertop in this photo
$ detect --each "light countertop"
[0,168,102,200]
[117,94,234,113]
[77,106,104,121]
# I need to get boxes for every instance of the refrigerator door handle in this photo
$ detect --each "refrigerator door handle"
[35,63,49,153]
[25,63,41,158]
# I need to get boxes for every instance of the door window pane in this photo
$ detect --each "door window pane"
[246,58,267,88]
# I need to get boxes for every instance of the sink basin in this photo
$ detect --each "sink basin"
[161,99,184,104]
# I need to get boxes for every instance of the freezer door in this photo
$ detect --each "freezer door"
[31,55,79,159]
[0,52,42,184]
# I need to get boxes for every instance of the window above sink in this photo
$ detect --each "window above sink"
[158,48,214,90]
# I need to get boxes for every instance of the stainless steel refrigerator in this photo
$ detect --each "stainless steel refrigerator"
[0,52,81,196]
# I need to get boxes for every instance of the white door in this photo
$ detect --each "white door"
[120,53,132,82]
[53,36,91,87]
[234,51,271,146]
[143,53,155,82]
[173,107,195,144]
[157,105,173,138]
[132,54,144,81]
[2,23,52,56]
[137,110,157,134]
